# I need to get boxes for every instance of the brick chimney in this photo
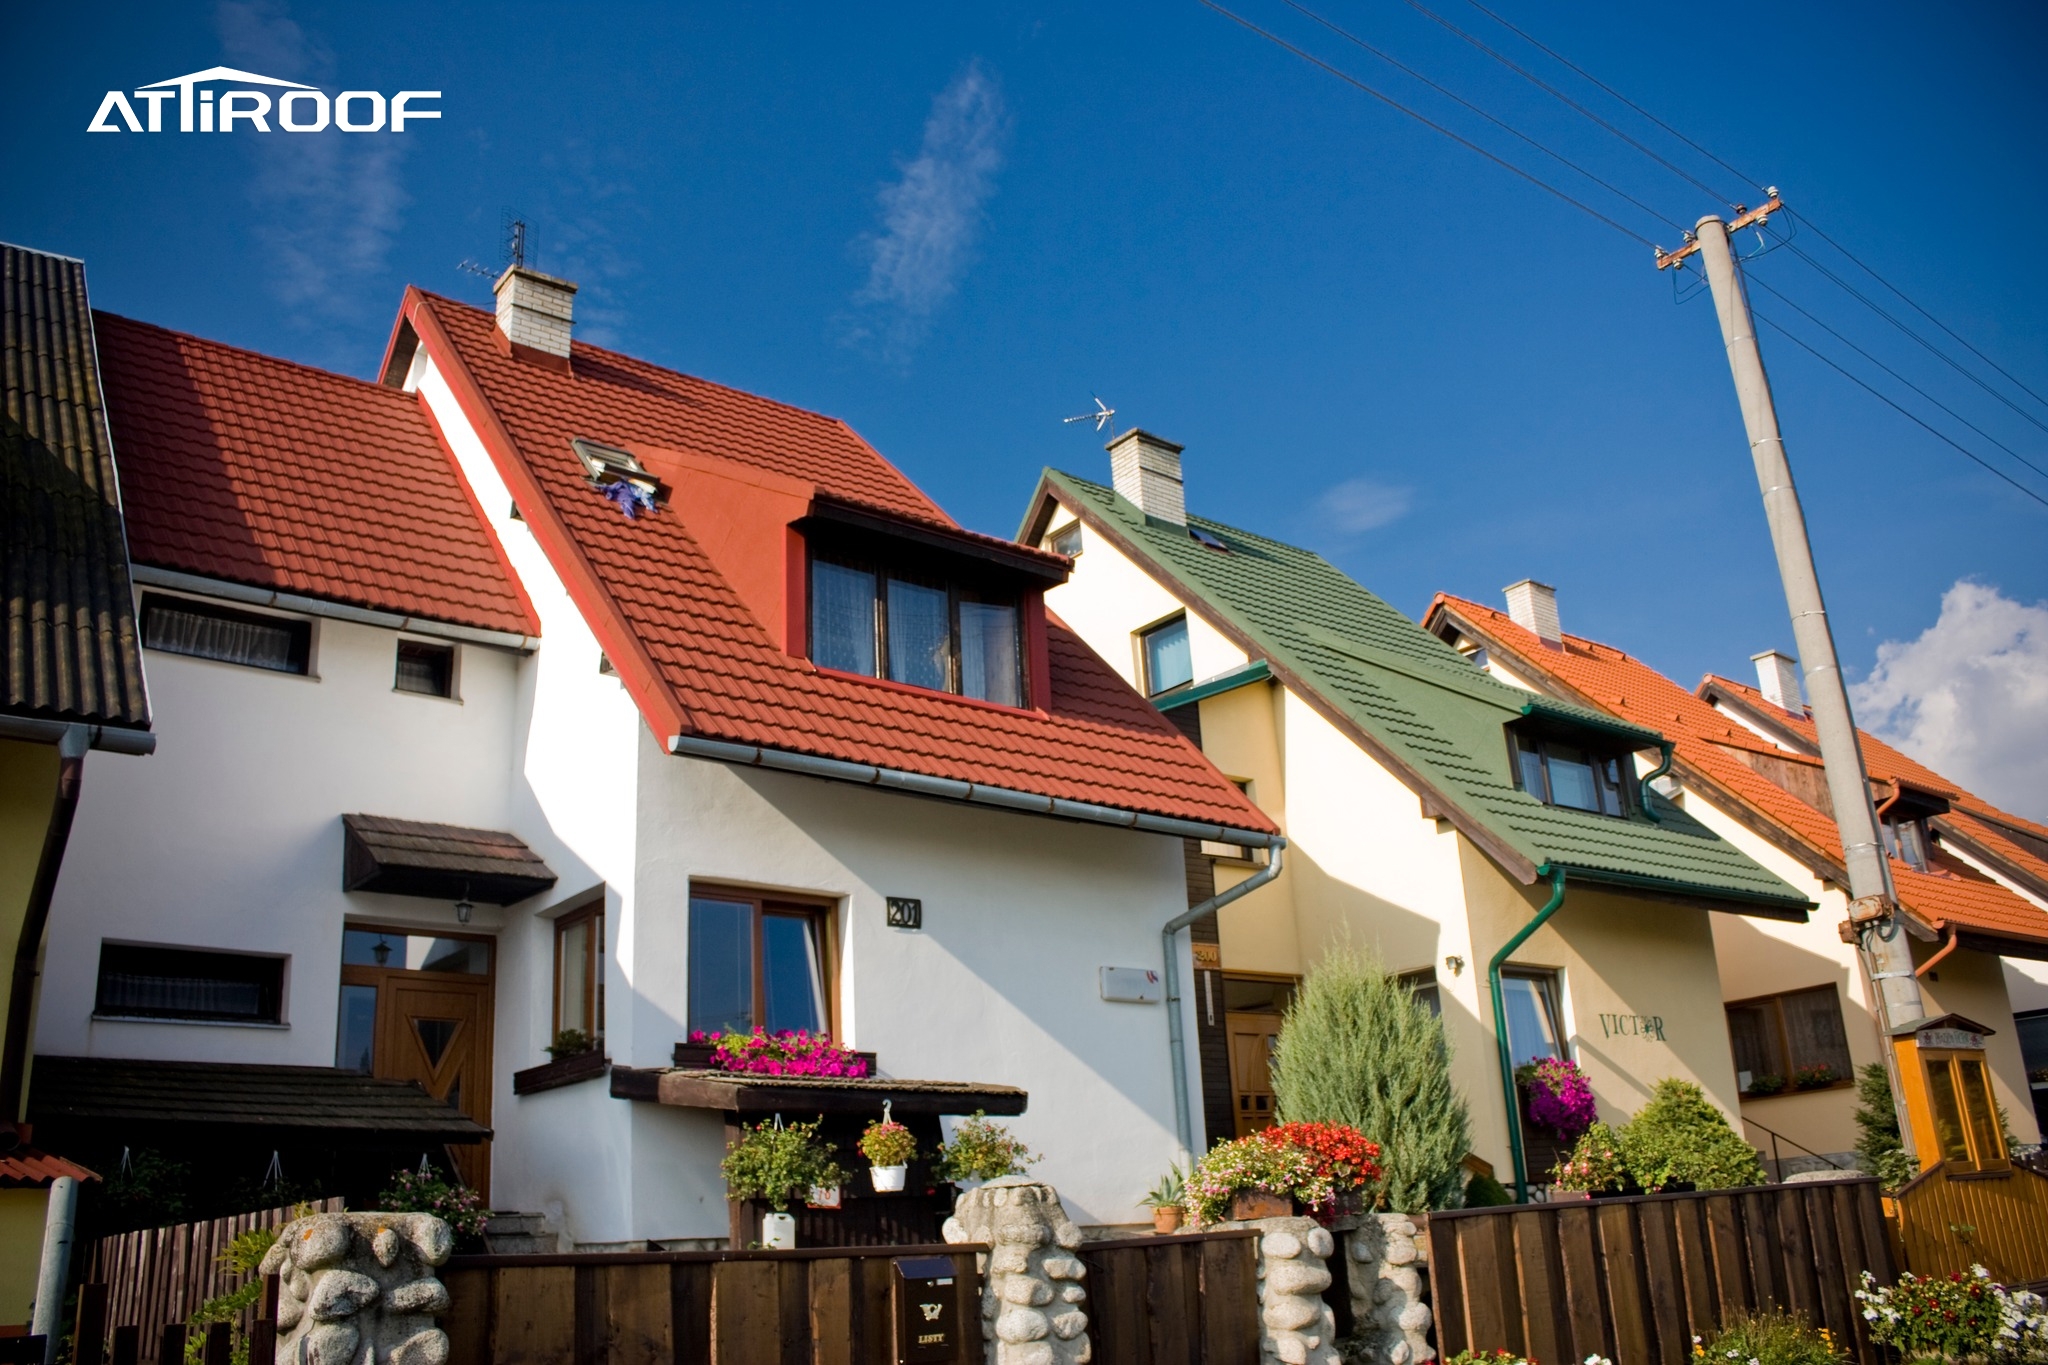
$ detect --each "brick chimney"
[1108,429,1186,527]
[1504,579,1561,646]
[493,265,577,364]
[1751,649,1804,712]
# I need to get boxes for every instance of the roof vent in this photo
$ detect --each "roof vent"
[494,265,577,362]
[1751,649,1804,712]
[1108,429,1186,527]
[1504,579,1561,646]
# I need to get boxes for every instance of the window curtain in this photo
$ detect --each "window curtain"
[810,562,877,676]
[887,579,950,690]
[960,601,1021,705]
[146,602,300,671]
[1780,987,1851,1075]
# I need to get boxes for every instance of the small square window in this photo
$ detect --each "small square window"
[1048,522,1083,558]
[395,640,455,697]
[1140,615,1193,695]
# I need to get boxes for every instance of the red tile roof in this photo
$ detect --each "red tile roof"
[0,1145,97,1188]
[406,293,1273,833]
[1429,595,2048,950]
[95,312,537,636]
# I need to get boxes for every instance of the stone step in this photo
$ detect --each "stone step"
[484,1211,559,1255]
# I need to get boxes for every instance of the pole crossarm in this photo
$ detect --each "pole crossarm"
[1658,195,1784,270]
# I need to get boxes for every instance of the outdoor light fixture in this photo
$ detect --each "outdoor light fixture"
[455,882,474,925]
[1444,955,1465,976]
[372,935,393,966]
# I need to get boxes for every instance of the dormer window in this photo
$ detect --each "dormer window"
[1511,730,1634,817]
[809,556,1022,707]
[1882,815,1932,871]
[1878,785,1950,872]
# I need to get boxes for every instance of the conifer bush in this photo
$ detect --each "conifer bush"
[1621,1078,1765,1191]
[1270,943,1471,1211]
[1850,1062,1918,1191]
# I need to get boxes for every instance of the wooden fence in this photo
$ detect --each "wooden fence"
[1429,1180,1897,1365]
[440,1244,985,1365]
[1076,1229,1260,1364]
[86,1198,344,1364]
[1891,1160,2048,1283]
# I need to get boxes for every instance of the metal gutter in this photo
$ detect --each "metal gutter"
[665,734,1282,848]
[1,727,88,1145]
[1161,840,1287,1157]
[1152,659,1272,712]
[131,566,541,653]
[1516,699,1665,747]
[1546,861,1812,918]
[0,716,154,756]
[1638,741,1675,825]
[1490,866,1567,1201]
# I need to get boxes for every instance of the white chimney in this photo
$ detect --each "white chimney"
[1752,649,1804,712]
[1108,429,1186,527]
[1504,579,1562,646]
[493,265,578,361]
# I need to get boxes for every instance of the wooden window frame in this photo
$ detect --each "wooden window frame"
[1509,730,1637,819]
[1919,1051,2010,1175]
[1722,983,1855,1097]
[688,883,843,1041]
[1048,522,1083,558]
[806,550,1027,708]
[1136,611,1193,697]
[394,638,458,698]
[338,924,494,986]
[1500,966,1568,1065]
[552,900,604,1042]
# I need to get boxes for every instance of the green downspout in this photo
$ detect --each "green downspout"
[1489,865,1567,1202]
[1639,741,1675,825]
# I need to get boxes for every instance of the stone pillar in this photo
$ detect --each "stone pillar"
[1341,1213,1434,1365]
[258,1211,454,1365]
[1250,1216,1341,1365]
[943,1177,1090,1365]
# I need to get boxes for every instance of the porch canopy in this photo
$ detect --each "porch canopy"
[29,1055,492,1143]
[609,1068,1026,1117]
[342,813,556,904]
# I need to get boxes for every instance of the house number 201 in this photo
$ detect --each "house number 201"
[886,897,923,930]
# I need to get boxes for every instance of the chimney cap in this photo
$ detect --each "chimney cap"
[1105,427,1184,455]
[492,264,579,296]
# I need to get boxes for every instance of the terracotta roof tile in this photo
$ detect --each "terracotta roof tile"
[1432,595,2048,948]
[95,312,536,636]
[411,295,1271,834]
[0,1145,98,1188]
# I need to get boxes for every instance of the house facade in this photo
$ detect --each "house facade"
[1020,432,1812,1195]
[34,261,1275,1249]
[1426,589,2048,1169]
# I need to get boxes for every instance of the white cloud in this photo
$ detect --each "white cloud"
[217,0,410,340]
[1314,477,1414,536]
[842,61,1008,361]
[1849,579,2048,820]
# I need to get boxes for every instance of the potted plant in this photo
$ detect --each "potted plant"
[1550,1121,1629,1199]
[1143,1163,1188,1234]
[859,1103,916,1193]
[1185,1134,1324,1225]
[546,1027,594,1061]
[1745,1072,1787,1097]
[936,1110,1038,1189]
[719,1115,844,1249]
[1519,1058,1597,1142]
[1791,1062,1837,1091]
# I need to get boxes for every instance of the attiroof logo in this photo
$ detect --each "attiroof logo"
[89,67,439,134]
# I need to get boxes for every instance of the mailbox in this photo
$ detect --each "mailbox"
[892,1255,959,1363]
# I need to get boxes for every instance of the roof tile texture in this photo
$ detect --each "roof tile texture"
[95,312,535,635]
[1436,595,2048,947]
[419,296,1269,832]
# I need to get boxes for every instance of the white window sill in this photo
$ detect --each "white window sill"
[91,1014,290,1030]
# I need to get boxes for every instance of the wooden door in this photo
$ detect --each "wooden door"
[376,977,493,1194]
[1226,1011,1282,1136]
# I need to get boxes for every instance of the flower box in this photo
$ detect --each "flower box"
[1228,1190,1292,1221]
[672,1040,879,1074]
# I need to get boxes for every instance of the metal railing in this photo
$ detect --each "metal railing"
[1741,1114,1852,1178]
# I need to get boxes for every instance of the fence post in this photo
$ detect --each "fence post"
[944,1178,1090,1363]
[72,1282,109,1365]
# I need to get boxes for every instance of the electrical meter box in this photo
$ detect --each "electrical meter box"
[892,1255,959,1363]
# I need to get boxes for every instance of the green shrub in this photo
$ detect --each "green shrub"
[936,1111,1038,1182]
[1462,1171,1513,1207]
[720,1116,844,1211]
[1552,1121,1630,1194]
[1697,1309,1843,1365]
[1270,943,1470,1211]
[1850,1062,1918,1192]
[1621,1079,1764,1192]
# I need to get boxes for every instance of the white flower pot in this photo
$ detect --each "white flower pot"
[871,1164,908,1192]
[761,1212,796,1249]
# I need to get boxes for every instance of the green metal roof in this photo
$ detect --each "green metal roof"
[1035,471,1809,914]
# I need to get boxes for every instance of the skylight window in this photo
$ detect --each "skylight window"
[571,438,649,483]
[1189,526,1230,553]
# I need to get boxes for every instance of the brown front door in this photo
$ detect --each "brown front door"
[1226,1012,1282,1136]
[338,928,494,1196]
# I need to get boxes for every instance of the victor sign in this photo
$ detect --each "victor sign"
[89,66,438,134]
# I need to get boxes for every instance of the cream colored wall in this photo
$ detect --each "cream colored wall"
[0,1186,45,1328]
[1039,508,1246,693]
[0,739,57,1122]
[1198,680,1299,972]
[2007,959,2048,1015]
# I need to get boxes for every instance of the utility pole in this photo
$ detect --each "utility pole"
[1660,198,1923,1153]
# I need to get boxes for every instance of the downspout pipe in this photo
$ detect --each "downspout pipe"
[1639,741,1675,825]
[1490,865,1567,1202]
[1163,839,1287,1159]
[0,726,88,1147]
[1913,926,1959,979]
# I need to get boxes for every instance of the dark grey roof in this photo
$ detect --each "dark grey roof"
[1,243,150,729]
[612,1067,1028,1117]
[342,813,558,905]
[28,1055,490,1140]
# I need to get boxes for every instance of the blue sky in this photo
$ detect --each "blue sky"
[6,0,2045,808]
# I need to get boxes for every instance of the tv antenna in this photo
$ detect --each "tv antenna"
[458,211,535,281]
[1062,395,1116,434]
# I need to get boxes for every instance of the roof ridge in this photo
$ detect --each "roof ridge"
[93,309,415,402]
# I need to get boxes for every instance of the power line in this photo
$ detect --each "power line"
[1794,216,2048,416]
[1275,0,1685,233]
[1746,271,2048,484]
[1390,0,1743,209]
[1456,0,1770,200]
[1753,309,2048,511]
[1197,0,1660,247]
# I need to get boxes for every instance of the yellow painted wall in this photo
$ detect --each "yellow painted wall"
[1916,941,2043,1146]
[0,739,59,1123]
[0,1186,47,1329]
